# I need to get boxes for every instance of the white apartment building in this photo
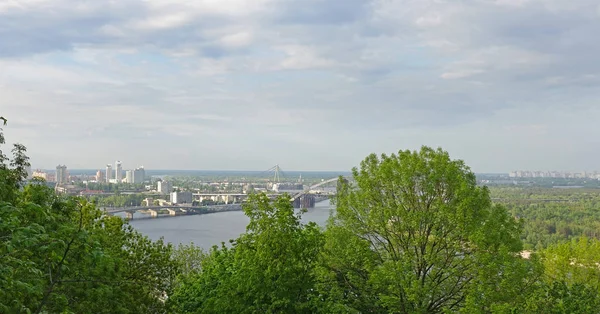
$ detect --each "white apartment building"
[125,170,134,184]
[158,180,173,195]
[106,164,113,183]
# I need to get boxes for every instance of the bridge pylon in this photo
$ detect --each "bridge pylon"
[263,164,285,183]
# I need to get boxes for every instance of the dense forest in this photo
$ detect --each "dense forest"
[2,118,600,313]
[490,187,600,250]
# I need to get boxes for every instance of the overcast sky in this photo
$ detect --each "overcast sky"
[2,0,599,172]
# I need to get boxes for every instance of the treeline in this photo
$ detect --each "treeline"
[168,149,600,313]
[74,182,147,192]
[1,121,178,313]
[2,118,600,313]
[90,194,148,207]
[491,187,600,249]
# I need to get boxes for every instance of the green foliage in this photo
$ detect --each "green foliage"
[541,237,600,289]
[319,147,527,313]
[0,121,30,203]
[0,120,179,313]
[1,183,179,313]
[3,117,599,313]
[491,187,600,249]
[169,193,324,313]
[524,281,600,314]
[172,243,206,278]
[77,182,149,193]
[93,193,147,207]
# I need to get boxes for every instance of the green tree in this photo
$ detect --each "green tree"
[541,237,600,289]
[0,119,179,313]
[172,243,206,278]
[169,193,324,313]
[0,117,30,204]
[319,147,527,313]
[525,281,600,314]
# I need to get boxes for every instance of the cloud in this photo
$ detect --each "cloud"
[1,0,600,171]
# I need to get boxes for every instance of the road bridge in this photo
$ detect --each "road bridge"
[104,204,242,219]
[192,193,248,204]
[289,177,350,208]
[291,177,347,201]
[103,177,348,218]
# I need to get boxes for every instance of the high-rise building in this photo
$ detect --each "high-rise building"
[106,164,113,183]
[125,170,134,184]
[56,165,68,185]
[158,180,172,195]
[171,191,193,204]
[133,166,145,184]
[115,161,123,183]
[96,170,105,182]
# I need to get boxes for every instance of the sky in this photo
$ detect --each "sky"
[1,0,600,173]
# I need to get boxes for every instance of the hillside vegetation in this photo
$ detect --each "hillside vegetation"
[2,119,600,313]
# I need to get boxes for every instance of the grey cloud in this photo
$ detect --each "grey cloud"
[0,2,252,58]
[270,0,371,25]
[2,0,600,171]
[0,2,139,57]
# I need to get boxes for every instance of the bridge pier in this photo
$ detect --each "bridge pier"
[293,195,316,209]
[125,211,134,220]
[148,209,158,218]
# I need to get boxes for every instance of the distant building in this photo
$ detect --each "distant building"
[55,184,83,195]
[32,170,48,181]
[125,170,134,184]
[158,180,173,195]
[96,170,105,182]
[171,191,193,204]
[272,183,304,193]
[133,166,145,184]
[105,164,113,183]
[115,161,123,183]
[56,165,68,185]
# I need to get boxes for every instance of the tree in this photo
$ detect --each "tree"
[541,237,600,289]
[172,243,206,279]
[169,193,324,313]
[0,116,7,163]
[524,281,600,314]
[0,118,179,313]
[1,177,179,314]
[0,117,30,204]
[319,147,527,313]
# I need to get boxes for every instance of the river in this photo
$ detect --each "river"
[129,200,334,250]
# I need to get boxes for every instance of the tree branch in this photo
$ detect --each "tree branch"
[35,203,84,314]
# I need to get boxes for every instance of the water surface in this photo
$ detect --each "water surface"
[129,200,334,250]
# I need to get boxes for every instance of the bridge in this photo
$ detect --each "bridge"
[103,176,348,219]
[192,193,247,204]
[104,204,242,219]
[291,177,345,200]
[289,177,349,208]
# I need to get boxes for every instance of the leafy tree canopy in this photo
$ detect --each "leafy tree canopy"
[319,146,528,313]
[169,193,324,313]
[0,118,179,313]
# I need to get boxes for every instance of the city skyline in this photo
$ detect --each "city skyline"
[32,164,600,177]
[2,0,600,172]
